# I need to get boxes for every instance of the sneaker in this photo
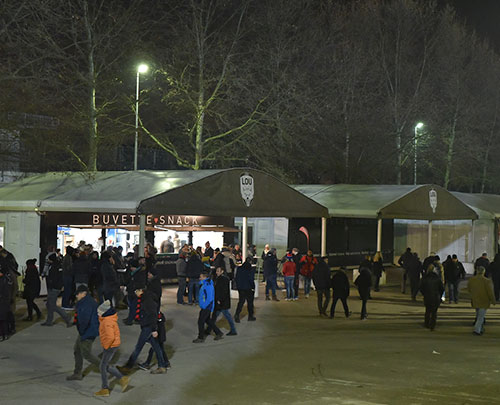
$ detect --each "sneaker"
[248,316,256,321]
[293,297,298,301]
[119,376,129,392]
[214,334,224,341]
[66,373,83,381]
[166,363,172,370]
[94,388,110,397]
[265,296,270,301]
[226,331,238,336]
[138,363,151,371]
[305,294,309,299]
[192,337,205,343]
[151,367,167,374]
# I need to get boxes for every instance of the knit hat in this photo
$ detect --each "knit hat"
[97,300,111,316]
[286,253,293,261]
[75,284,89,294]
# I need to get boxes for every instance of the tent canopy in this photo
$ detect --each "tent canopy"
[293,184,478,220]
[0,169,328,218]
[452,192,500,220]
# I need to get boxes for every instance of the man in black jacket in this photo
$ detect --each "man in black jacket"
[313,257,331,316]
[206,267,237,336]
[330,268,350,319]
[187,252,203,305]
[419,265,445,331]
[120,284,169,374]
[398,247,413,294]
[234,257,256,322]
[41,253,72,327]
[407,253,423,301]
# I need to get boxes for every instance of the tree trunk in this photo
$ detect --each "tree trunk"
[84,1,97,171]
[443,100,459,189]
[396,129,402,185]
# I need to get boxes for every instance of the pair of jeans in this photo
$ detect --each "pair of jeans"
[188,279,199,304]
[100,347,123,389]
[235,290,254,318]
[301,275,311,295]
[208,309,237,334]
[46,288,70,325]
[198,308,222,338]
[126,294,137,323]
[316,289,331,314]
[177,277,187,304]
[145,342,169,367]
[127,326,167,368]
[73,336,100,375]
[474,308,487,334]
[284,276,295,299]
[447,281,458,303]
[330,296,350,318]
[62,275,74,308]
[265,273,277,296]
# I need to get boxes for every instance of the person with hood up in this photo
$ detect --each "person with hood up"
[94,300,129,397]
[419,264,445,331]
[299,250,318,298]
[234,257,256,322]
[354,267,372,320]
[192,270,224,343]
[67,285,100,381]
[312,257,331,316]
[22,259,42,321]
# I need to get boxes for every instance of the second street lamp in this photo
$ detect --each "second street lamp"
[134,64,149,171]
[414,122,424,185]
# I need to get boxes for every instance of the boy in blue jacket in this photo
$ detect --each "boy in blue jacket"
[67,285,100,381]
[193,271,223,343]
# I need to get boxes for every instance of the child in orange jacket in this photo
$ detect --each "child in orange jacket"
[95,300,129,397]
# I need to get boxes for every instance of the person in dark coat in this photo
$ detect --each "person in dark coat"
[0,266,12,340]
[187,252,203,305]
[206,267,237,336]
[354,267,372,320]
[176,253,188,305]
[72,250,91,288]
[487,253,500,301]
[419,264,445,330]
[263,248,279,301]
[147,266,163,310]
[88,251,101,300]
[372,252,384,292]
[61,246,75,309]
[444,254,462,303]
[41,253,72,327]
[66,285,100,381]
[330,268,350,319]
[398,247,413,294]
[407,253,423,301]
[312,257,331,316]
[100,252,119,305]
[234,257,256,322]
[291,248,302,299]
[22,259,42,321]
[475,253,490,273]
[124,257,147,325]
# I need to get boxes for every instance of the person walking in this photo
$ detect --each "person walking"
[282,253,296,301]
[407,253,423,301]
[291,248,301,300]
[330,268,350,319]
[138,311,169,372]
[398,247,413,294]
[372,251,384,292]
[22,259,42,321]
[187,251,203,305]
[354,267,372,320]
[61,246,75,310]
[206,267,237,336]
[312,257,331,316]
[234,257,256,322]
[486,253,500,301]
[0,265,13,340]
[299,250,318,298]
[419,265,445,331]
[41,253,72,327]
[101,251,120,305]
[467,266,495,336]
[94,300,129,397]
[176,253,188,305]
[119,284,169,374]
[124,257,147,325]
[263,248,279,301]
[444,254,460,304]
[66,285,100,381]
[192,271,224,343]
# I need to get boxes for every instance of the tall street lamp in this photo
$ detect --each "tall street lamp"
[134,63,148,171]
[414,122,424,185]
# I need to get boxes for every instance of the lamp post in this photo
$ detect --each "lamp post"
[134,64,148,171]
[414,122,424,185]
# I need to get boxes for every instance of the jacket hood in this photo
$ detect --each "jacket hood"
[99,311,118,321]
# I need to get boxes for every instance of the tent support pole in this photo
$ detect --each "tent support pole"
[427,220,433,257]
[376,218,382,252]
[242,217,248,261]
[321,217,327,257]
[101,228,106,252]
[139,214,146,256]
[471,219,475,262]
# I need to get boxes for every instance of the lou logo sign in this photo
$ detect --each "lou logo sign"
[429,189,437,213]
[240,173,254,207]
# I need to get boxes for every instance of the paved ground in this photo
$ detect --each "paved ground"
[2,269,500,405]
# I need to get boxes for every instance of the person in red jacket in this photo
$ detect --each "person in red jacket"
[282,254,296,301]
[299,250,318,298]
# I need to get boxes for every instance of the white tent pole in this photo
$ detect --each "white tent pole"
[376,218,382,252]
[427,220,433,257]
[242,216,248,261]
[321,217,327,257]
[471,219,475,262]
[139,214,146,257]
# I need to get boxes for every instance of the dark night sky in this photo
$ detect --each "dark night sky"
[440,0,500,49]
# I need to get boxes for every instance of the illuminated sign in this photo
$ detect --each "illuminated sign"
[92,214,209,227]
